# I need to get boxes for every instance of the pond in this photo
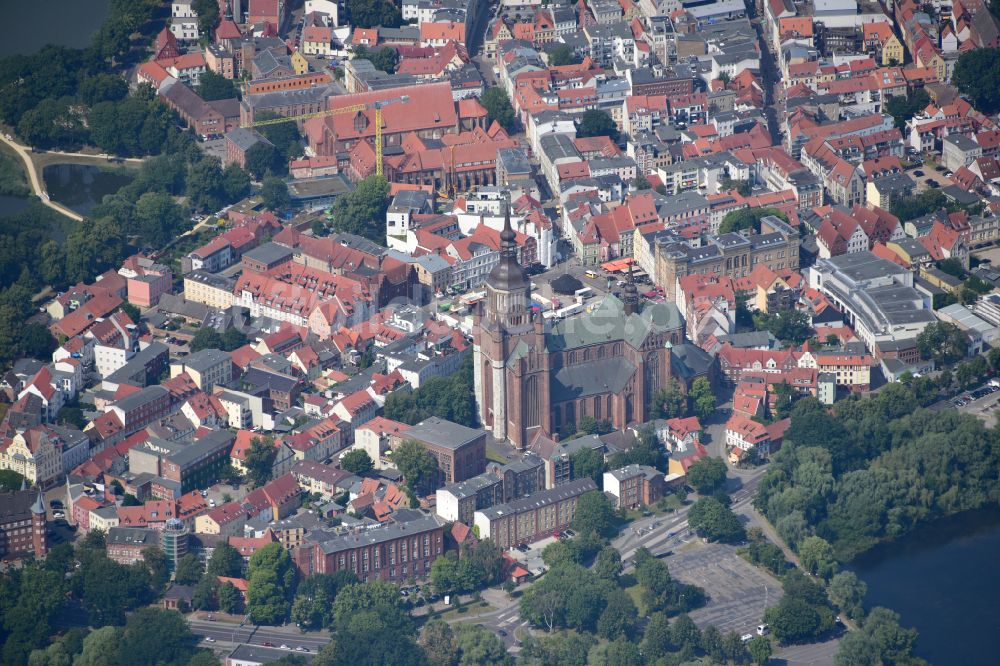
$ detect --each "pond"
[0,0,110,58]
[42,163,134,217]
[0,194,31,218]
[850,507,1000,665]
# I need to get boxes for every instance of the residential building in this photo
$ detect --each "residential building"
[473,478,597,548]
[398,416,487,485]
[0,489,47,560]
[436,473,504,525]
[603,464,667,510]
[170,349,233,393]
[297,514,446,582]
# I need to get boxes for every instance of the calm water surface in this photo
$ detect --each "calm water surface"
[850,507,1000,665]
[42,164,133,216]
[0,0,110,58]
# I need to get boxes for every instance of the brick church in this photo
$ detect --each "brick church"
[474,203,686,449]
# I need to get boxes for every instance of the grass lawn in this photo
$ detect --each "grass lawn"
[625,584,647,617]
[486,447,509,464]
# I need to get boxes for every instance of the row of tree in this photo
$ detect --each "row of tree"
[385,354,478,428]
[755,385,1000,561]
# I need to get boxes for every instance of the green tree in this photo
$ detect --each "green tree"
[633,174,652,190]
[576,109,620,142]
[641,611,674,661]
[570,446,606,485]
[798,535,838,580]
[652,379,687,419]
[192,0,221,37]
[454,624,512,665]
[245,436,277,488]
[891,188,949,222]
[688,497,746,543]
[480,87,518,133]
[916,321,968,365]
[189,326,223,352]
[207,542,243,578]
[753,308,812,345]
[340,449,374,475]
[748,636,773,665]
[118,608,197,666]
[572,490,617,538]
[73,626,121,666]
[689,377,716,419]
[953,47,1000,114]
[222,163,252,202]
[591,637,644,666]
[686,456,727,495]
[420,620,457,666]
[0,469,25,491]
[187,156,227,212]
[547,43,581,66]
[883,89,930,130]
[719,207,788,234]
[352,45,400,74]
[261,176,290,212]
[247,543,296,624]
[593,545,623,581]
[828,571,867,620]
[331,174,391,242]
[221,326,248,351]
[218,580,243,614]
[763,597,825,644]
[348,0,403,28]
[394,439,440,495]
[244,141,284,180]
[197,71,237,101]
[174,553,204,586]
[135,190,189,247]
[142,545,171,591]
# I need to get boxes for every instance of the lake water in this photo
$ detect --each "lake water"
[0,0,110,58]
[42,164,134,216]
[850,507,1000,665]
[0,194,31,218]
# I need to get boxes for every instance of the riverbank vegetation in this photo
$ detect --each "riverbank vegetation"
[0,144,29,197]
[0,0,180,156]
[754,384,1000,561]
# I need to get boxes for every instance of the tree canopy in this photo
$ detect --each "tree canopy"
[688,497,746,543]
[384,354,477,427]
[916,321,968,365]
[351,46,400,74]
[576,110,619,143]
[393,439,440,496]
[479,88,518,133]
[719,207,788,234]
[953,47,1000,114]
[331,175,391,243]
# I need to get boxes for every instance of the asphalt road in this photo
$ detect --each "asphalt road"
[188,619,330,651]
[613,468,768,568]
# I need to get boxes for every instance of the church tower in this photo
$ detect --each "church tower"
[474,195,534,442]
[30,487,47,560]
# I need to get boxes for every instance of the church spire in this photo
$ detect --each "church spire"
[485,190,528,294]
[623,260,639,315]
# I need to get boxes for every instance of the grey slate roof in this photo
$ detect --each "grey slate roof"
[405,416,485,451]
[476,478,596,520]
[551,356,637,402]
[544,295,683,351]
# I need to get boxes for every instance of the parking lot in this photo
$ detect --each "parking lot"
[504,534,562,576]
[953,382,1000,427]
[908,163,956,191]
[663,540,783,637]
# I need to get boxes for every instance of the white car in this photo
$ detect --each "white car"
[280,644,290,650]
[741,634,754,642]
[204,637,215,643]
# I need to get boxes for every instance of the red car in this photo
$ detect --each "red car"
[262,642,275,647]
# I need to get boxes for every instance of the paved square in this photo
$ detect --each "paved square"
[663,541,783,636]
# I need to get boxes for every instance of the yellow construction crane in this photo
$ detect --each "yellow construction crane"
[244,95,409,177]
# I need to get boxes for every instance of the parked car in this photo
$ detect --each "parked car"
[914,170,924,177]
